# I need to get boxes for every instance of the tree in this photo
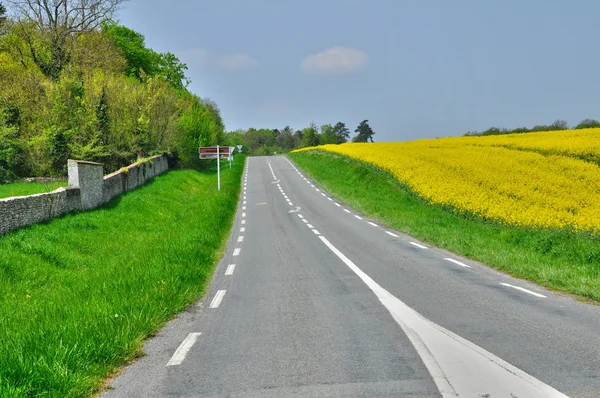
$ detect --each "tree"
[0,2,6,28]
[352,119,375,142]
[102,21,159,79]
[95,87,110,146]
[333,122,350,144]
[550,119,568,130]
[319,124,337,144]
[158,52,189,90]
[275,129,296,151]
[300,122,320,148]
[7,0,128,79]
[575,119,600,130]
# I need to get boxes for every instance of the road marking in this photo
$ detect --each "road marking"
[243,201,247,205]
[166,332,201,366]
[317,235,566,398]
[243,196,246,200]
[344,209,351,213]
[288,202,294,206]
[500,283,547,298]
[307,223,314,228]
[444,258,471,268]
[298,214,304,219]
[225,264,236,275]
[327,197,333,201]
[335,203,341,207]
[209,290,226,308]
[312,229,321,235]
[386,231,400,237]
[311,185,315,188]
[242,212,246,217]
[233,248,241,256]
[321,193,326,197]
[240,227,245,232]
[410,242,428,249]
[368,222,378,227]
[243,206,246,210]
[354,215,363,220]
[257,202,266,205]
[302,219,308,223]
[237,236,244,243]
[316,189,321,192]
[241,220,246,225]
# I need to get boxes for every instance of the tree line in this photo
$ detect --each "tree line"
[465,118,600,136]
[225,119,376,156]
[0,0,225,183]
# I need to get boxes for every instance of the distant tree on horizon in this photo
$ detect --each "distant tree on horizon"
[352,120,375,142]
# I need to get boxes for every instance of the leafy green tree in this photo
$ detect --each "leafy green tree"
[96,88,110,146]
[102,21,160,79]
[158,52,190,90]
[352,119,375,142]
[319,124,337,144]
[575,119,600,129]
[550,119,568,130]
[276,128,296,151]
[301,122,320,147]
[47,127,70,176]
[333,122,350,144]
[0,2,6,28]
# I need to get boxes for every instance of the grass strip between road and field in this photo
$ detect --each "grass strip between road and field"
[0,156,245,397]
[0,180,68,199]
[288,150,600,303]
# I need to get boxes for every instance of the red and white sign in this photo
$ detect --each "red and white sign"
[199,146,231,159]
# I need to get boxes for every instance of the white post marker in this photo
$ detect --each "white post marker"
[217,145,220,191]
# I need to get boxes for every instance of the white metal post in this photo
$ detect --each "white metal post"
[217,145,221,191]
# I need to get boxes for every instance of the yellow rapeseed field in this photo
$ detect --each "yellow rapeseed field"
[300,129,600,232]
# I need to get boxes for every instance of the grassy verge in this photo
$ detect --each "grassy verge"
[289,150,600,302]
[0,181,68,199]
[0,156,245,397]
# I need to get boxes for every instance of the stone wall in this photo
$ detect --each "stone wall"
[0,155,168,236]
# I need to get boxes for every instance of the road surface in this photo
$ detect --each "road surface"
[104,156,600,398]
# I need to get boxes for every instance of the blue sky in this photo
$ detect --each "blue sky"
[117,0,600,141]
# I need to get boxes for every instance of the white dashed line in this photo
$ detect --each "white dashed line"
[298,214,304,219]
[386,231,399,238]
[225,264,236,275]
[344,209,351,213]
[307,224,314,228]
[312,229,320,235]
[241,220,246,225]
[237,236,244,243]
[166,332,201,366]
[321,193,326,197]
[316,189,321,192]
[444,258,471,268]
[368,222,378,227]
[354,215,363,220]
[327,197,333,201]
[500,283,547,298]
[242,212,246,217]
[335,203,341,207]
[410,242,428,249]
[209,290,226,308]
[233,248,241,256]
[243,206,246,210]
[302,219,308,223]
[240,227,245,232]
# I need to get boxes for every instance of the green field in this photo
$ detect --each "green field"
[289,150,600,303]
[0,158,244,397]
[0,181,68,199]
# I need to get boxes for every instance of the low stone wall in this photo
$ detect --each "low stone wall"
[0,155,168,236]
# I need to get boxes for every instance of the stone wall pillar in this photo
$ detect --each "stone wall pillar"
[68,160,104,210]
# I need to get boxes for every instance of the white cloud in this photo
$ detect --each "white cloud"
[185,49,258,70]
[301,46,368,75]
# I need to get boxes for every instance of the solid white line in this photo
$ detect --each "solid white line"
[444,258,471,268]
[312,229,320,235]
[237,236,244,243]
[500,283,547,298]
[240,227,245,232]
[410,242,428,249]
[166,332,201,366]
[317,236,565,397]
[209,290,226,308]
[354,215,363,220]
[241,220,246,225]
[233,248,241,256]
[307,224,314,228]
[386,231,399,237]
[297,214,304,219]
[344,209,351,213]
[368,222,378,227]
[225,264,236,275]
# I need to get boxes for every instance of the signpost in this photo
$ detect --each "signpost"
[199,146,231,191]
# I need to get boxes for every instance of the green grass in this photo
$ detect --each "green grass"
[289,150,600,302]
[0,181,68,199]
[0,157,244,397]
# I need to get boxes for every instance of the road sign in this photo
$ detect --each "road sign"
[199,146,231,159]
[237,144,243,152]
[199,146,232,191]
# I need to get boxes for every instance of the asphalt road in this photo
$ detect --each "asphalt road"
[104,156,600,398]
